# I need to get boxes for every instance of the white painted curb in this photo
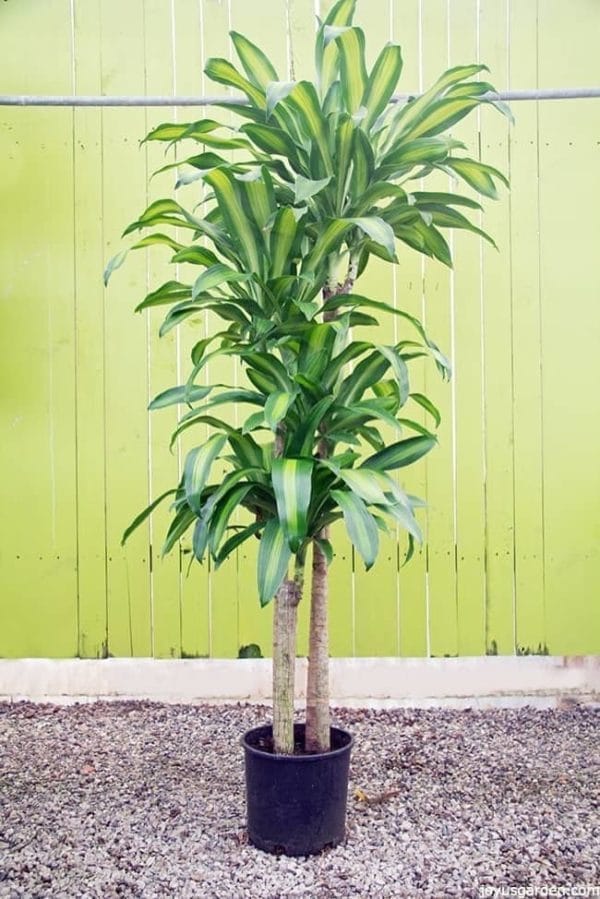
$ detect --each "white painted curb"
[0,656,598,708]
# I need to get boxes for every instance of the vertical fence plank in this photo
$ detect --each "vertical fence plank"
[508,2,547,655]
[392,0,429,658]
[142,1,184,659]
[0,0,78,657]
[353,7,399,657]
[171,0,212,659]
[537,0,600,654]
[479,0,515,656]
[72,0,110,657]
[100,0,152,657]
[420,0,458,658]
[448,0,487,656]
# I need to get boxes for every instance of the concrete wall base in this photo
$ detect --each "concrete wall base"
[0,656,598,708]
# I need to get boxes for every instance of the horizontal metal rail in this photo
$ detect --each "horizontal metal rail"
[0,87,599,107]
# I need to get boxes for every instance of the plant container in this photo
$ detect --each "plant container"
[242,723,353,856]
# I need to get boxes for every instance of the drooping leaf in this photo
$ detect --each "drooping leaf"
[121,488,177,546]
[183,434,228,515]
[204,57,267,108]
[148,384,212,411]
[191,263,251,300]
[362,435,437,471]
[257,517,292,606]
[443,157,509,199]
[331,489,379,569]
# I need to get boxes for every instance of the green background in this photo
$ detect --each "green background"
[1,0,599,659]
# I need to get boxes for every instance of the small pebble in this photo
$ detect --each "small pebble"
[0,701,598,897]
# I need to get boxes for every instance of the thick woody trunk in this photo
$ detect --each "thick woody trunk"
[272,568,303,754]
[304,259,357,754]
[305,533,330,752]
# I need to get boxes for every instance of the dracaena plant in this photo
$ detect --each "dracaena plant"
[106,0,509,755]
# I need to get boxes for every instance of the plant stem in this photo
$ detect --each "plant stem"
[305,531,330,752]
[304,257,358,753]
[272,561,304,754]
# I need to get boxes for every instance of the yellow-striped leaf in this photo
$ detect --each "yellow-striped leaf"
[257,518,292,606]
[230,31,279,90]
[362,435,437,471]
[329,26,368,114]
[264,390,296,431]
[203,168,265,276]
[183,434,227,515]
[272,457,314,552]
[362,42,403,130]
[331,489,379,569]
[204,57,267,109]
[443,157,509,199]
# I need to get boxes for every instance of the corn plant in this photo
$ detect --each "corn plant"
[106,0,508,754]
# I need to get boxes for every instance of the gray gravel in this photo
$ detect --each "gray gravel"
[0,701,598,898]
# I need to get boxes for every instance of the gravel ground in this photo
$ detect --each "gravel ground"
[0,701,598,898]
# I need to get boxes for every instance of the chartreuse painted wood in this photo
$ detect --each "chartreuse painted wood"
[392,0,429,659]
[72,0,110,658]
[448,0,487,657]
[419,0,459,658]
[507,2,546,655]
[0,0,78,658]
[1,0,599,659]
[536,0,600,655]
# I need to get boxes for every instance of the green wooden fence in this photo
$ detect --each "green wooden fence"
[1,0,599,659]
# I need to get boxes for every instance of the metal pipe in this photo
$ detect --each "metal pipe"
[0,87,599,107]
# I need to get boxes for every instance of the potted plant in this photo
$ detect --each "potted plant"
[106,0,508,856]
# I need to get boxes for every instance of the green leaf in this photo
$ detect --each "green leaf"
[335,467,389,505]
[288,395,335,455]
[135,280,191,312]
[143,119,222,144]
[228,431,264,470]
[215,520,263,566]
[385,502,423,543]
[269,207,300,278]
[361,42,403,130]
[294,175,332,204]
[241,123,304,170]
[337,351,390,404]
[103,249,128,286]
[331,26,368,114]
[148,384,212,411]
[230,31,279,90]
[334,114,355,213]
[191,263,251,300]
[331,489,378,569]
[245,352,295,392]
[204,57,267,108]
[257,518,292,606]
[443,157,509,199]
[203,168,265,276]
[302,218,353,273]
[407,97,481,141]
[171,245,220,266]
[349,216,396,259]
[410,392,441,427]
[162,504,196,556]
[183,434,227,515]
[208,483,255,556]
[121,488,177,545]
[264,390,296,430]
[316,0,357,97]
[362,435,437,471]
[272,81,333,176]
[272,457,314,552]
[376,346,410,405]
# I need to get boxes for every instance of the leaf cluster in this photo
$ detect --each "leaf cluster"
[107,0,509,604]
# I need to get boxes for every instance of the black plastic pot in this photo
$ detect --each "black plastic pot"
[242,723,353,856]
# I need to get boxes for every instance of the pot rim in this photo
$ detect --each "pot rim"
[241,722,354,762]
